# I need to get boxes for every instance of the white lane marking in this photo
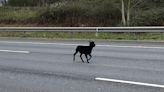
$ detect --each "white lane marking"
[0,41,164,49]
[95,77,164,88]
[0,50,30,53]
[97,44,164,49]
[0,41,77,46]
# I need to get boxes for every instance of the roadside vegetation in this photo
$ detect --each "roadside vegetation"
[0,0,163,26]
[0,0,164,40]
[1,32,164,41]
[0,7,37,25]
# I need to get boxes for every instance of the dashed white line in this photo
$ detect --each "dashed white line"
[0,41,77,46]
[0,50,30,54]
[95,77,164,88]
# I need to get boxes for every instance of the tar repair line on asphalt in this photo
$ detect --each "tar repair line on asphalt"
[1,41,164,49]
[95,77,164,88]
[0,50,30,54]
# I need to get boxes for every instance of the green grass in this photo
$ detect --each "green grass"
[0,32,164,41]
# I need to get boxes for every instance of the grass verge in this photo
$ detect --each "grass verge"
[0,32,164,41]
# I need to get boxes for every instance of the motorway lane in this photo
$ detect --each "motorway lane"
[0,39,164,92]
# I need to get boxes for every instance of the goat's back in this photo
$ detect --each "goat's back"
[76,46,93,54]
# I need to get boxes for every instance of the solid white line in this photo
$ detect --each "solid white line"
[1,41,164,49]
[0,50,30,53]
[95,78,164,88]
[97,44,164,49]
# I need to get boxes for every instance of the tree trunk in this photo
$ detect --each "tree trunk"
[127,0,131,26]
[121,0,126,26]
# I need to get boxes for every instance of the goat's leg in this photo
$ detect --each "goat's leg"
[88,54,92,60]
[80,53,84,63]
[73,51,78,61]
[85,54,89,63]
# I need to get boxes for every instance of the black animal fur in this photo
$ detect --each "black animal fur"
[73,41,96,63]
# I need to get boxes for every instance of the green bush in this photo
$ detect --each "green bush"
[7,0,60,7]
[38,0,121,26]
[0,7,38,23]
[131,8,164,26]
[38,2,87,26]
[8,0,36,6]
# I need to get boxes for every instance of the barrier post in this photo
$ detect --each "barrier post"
[95,27,99,37]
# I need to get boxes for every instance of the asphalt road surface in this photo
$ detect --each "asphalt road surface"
[0,38,164,92]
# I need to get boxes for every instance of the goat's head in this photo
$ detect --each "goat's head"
[89,41,96,47]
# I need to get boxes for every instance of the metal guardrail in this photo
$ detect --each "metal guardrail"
[0,27,164,32]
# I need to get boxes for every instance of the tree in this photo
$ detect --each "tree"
[1,0,7,6]
[119,0,144,26]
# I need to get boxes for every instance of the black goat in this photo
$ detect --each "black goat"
[73,41,96,63]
